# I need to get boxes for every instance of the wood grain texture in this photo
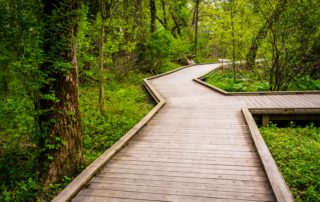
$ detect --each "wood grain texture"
[65,64,319,201]
[242,108,294,202]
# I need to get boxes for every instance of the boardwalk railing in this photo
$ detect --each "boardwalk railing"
[53,64,196,201]
[242,108,294,202]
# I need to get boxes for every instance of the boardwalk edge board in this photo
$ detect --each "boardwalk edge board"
[52,64,194,202]
[193,65,320,95]
[241,108,294,202]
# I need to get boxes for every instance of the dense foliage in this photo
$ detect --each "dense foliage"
[203,0,320,90]
[260,123,320,202]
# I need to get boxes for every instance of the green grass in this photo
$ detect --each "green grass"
[204,66,320,92]
[260,124,320,202]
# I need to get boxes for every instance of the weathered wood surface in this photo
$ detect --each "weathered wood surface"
[242,108,294,202]
[72,64,320,202]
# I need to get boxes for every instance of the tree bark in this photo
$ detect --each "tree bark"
[98,0,107,114]
[99,20,105,114]
[39,0,83,189]
[170,12,182,37]
[150,0,156,33]
[161,0,168,30]
[134,0,142,25]
[194,0,200,57]
[231,3,236,82]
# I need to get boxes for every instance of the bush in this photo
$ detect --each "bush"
[137,30,174,73]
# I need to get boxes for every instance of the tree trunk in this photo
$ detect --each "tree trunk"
[150,0,156,33]
[39,0,83,189]
[99,20,105,114]
[194,0,200,57]
[231,4,236,82]
[170,12,182,37]
[161,0,168,29]
[246,0,288,69]
[134,0,142,24]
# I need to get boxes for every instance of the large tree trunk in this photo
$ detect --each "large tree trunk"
[194,0,200,57]
[39,0,83,189]
[150,0,156,33]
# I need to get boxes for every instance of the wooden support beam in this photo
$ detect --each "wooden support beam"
[262,115,269,126]
[242,108,294,202]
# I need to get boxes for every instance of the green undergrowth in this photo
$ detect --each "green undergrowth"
[204,66,320,92]
[260,123,320,202]
[0,62,180,201]
[196,56,219,64]
[80,71,154,164]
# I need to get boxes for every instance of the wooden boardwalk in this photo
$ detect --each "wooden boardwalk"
[72,64,320,202]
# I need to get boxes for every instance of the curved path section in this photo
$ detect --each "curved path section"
[73,64,320,202]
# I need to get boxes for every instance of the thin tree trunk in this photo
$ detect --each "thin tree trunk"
[231,5,236,82]
[150,0,156,33]
[161,0,167,29]
[246,0,288,69]
[39,0,83,189]
[194,0,200,57]
[99,20,105,114]
[134,0,142,25]
[170,12,181,37]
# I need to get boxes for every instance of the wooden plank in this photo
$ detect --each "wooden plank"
[105,163,266,176]
[242,108,294,202]
[130,138,253,146]
[84,183,275,201]
[73,195,149,202]
[111,156,260,167]
[126,142,256,152]
[89,177,272,194]
[108,159,264,171]
[262,115,269,126]
[121,148,260,159]
[99,167,268,182]
[136,134,252,139]
[124,145,257,155]
[249,108,320,115]
[139,129,251,135]
[76,189,267,202]
[115,153,260,164]
[94,172,272,188]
